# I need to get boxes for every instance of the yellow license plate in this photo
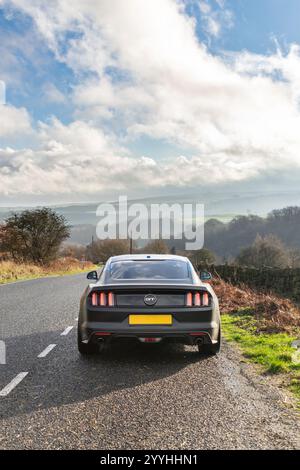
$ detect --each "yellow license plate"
[129,315,172,325]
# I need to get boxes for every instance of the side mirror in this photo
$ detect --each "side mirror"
[200,271,212,282]
[87,270,98,281]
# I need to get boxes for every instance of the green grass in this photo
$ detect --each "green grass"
[222,312,300,403]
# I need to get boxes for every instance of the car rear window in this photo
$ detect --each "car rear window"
[108,260,190,280]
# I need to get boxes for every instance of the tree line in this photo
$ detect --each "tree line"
[0,208,171,265]
[204,206,300,261]
[1,205,299,269]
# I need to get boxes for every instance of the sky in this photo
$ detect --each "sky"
[1,0,300,205]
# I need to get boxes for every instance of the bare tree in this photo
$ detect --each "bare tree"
[191,248,216,266]
[60,244,87,261]
[288,248,300,268]
[143,239,169,254]
[236,235,290,268]
[86,239,130,263]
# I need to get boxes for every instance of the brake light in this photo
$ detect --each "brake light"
[108,292,115,306]
[194,292,201,306]
[202,292,209,306]
[143,337,160,343]
[186,292,193,306]
[186,291,210,307]
[190,332,207,336]
[91,292,98,306]
[91,291,115,307]
[99,292,106,306]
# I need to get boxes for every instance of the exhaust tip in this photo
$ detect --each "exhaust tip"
[196,337,204,346]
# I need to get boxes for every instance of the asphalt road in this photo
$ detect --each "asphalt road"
[0,274,299,450]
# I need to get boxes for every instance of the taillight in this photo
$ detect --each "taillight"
[202,292,209,306]
[186,291,210,307]
[194,292,201,306]
[108,292,115,306]
[186,292,193,306]
[91,292,98,306]
[91,292,115,307]
[99,292,106,306]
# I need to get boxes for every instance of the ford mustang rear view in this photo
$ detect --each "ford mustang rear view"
[78,254,221,355]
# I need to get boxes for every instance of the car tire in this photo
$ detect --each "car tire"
[77,326,98,355]
[198,328,221,356]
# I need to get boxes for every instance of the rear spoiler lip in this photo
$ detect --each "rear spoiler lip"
[90,284,209,292]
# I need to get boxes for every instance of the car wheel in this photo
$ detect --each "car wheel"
[198,328,221,356]
[77,326,98,355]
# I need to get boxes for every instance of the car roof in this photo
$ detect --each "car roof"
[108,254,190,263]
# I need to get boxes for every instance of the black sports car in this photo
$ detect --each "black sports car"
[78,254,221,355]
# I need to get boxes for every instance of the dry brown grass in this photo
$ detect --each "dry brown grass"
[213,278,300,333]
[0,257,95,284]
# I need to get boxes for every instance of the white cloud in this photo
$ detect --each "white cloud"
[42,83,66,104]
[198,0,234,38]
[0,104,32,137]
[0,119,135,195]
[198,1,211,15]
[0,118,258,197]
[0,0,300,199]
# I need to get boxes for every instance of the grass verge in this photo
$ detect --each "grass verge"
[222,311,300,404]
[0,258,97,284]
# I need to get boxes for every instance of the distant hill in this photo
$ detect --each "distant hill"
[204,207,300,260]
[2,194,300,253]
[69,206,300,261]
[69,224,97,246]
[2,189,300,226]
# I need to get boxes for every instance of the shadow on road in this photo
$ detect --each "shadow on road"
[0,330,210,420]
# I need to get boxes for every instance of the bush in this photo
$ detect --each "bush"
[86,239,130,263]
[236,235,290,268]
[0,208,70,265]
[60,244,87,260]
[192,248,216,265]
[143,239,169,254]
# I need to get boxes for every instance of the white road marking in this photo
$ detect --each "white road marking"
[61,326,73,336]
[0,372,28,397]
[38,344,56,358]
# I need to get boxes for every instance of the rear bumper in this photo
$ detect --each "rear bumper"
[81,318,220,345]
